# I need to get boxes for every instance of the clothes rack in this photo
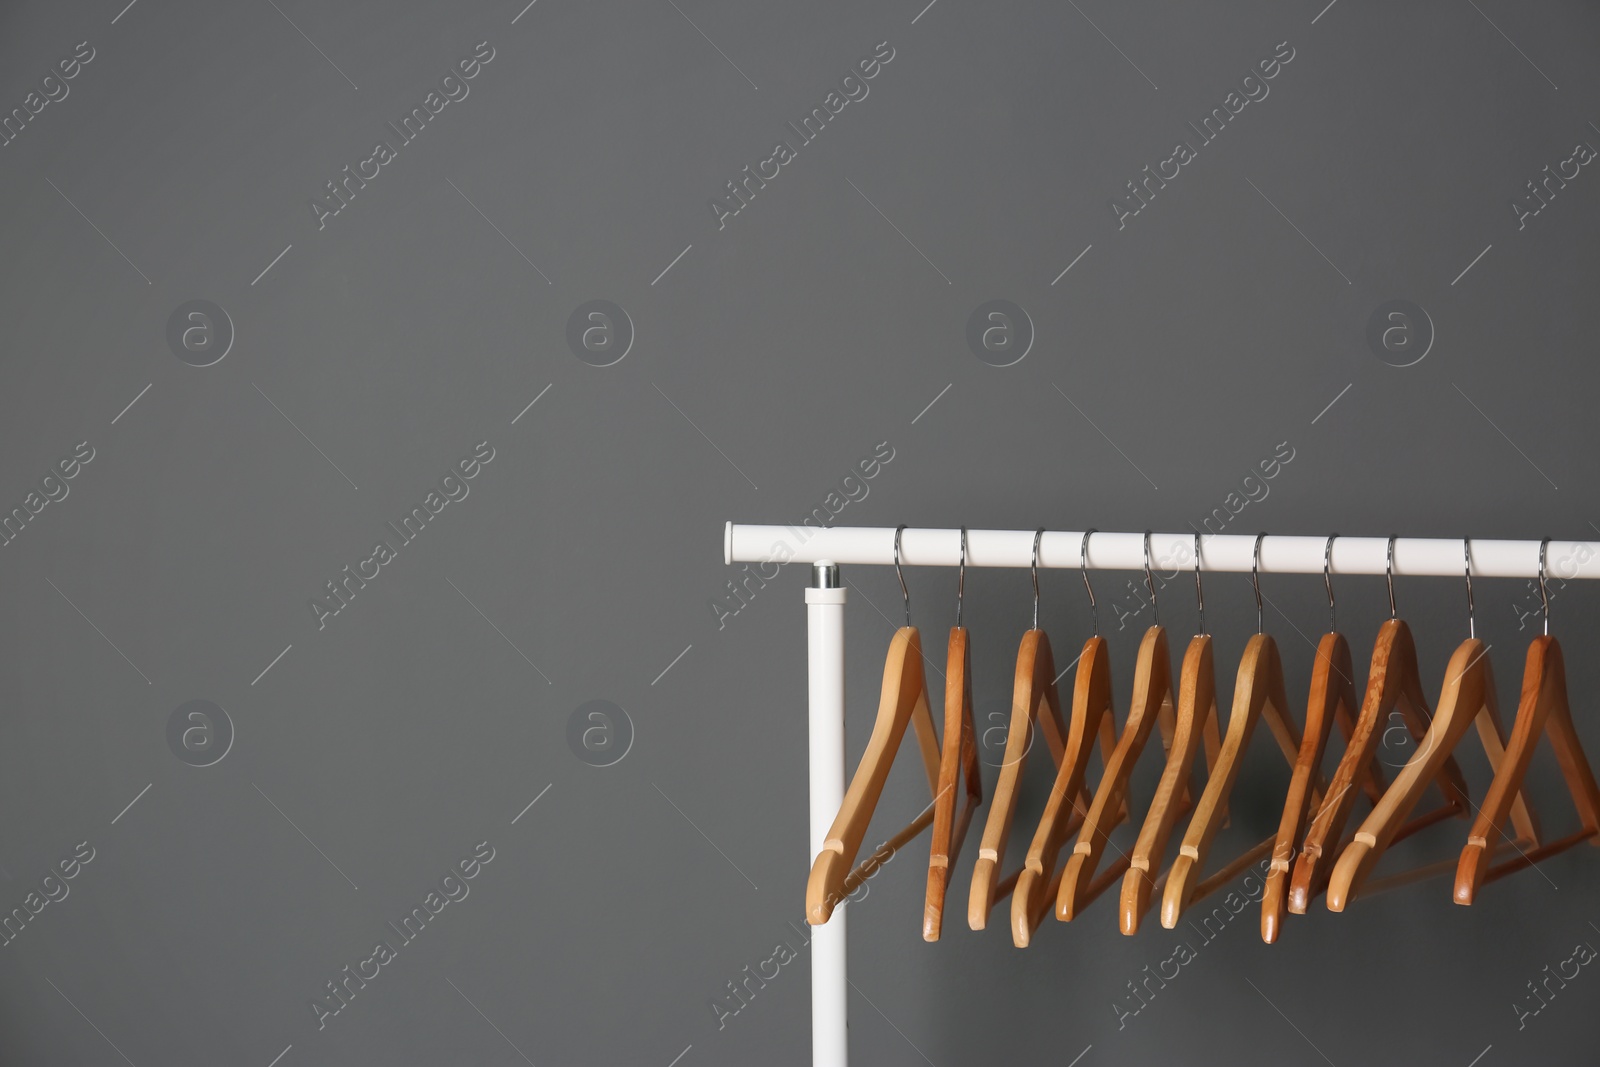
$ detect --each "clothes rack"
[721,523,1599,1067]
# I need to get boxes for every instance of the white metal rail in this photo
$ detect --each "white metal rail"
[726,524,1599,579]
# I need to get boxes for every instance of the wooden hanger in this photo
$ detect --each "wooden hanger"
[924,530,985,941]
[1456,541,1600,903]
[1287,537,1474,913]
[1262,535,1379,942]
[1119,532,1224,935]
[807,530,942,926]
[969,531,1071,930]
[1012,531,1123,946]
[1057,533,1180,922]
[1326,541,1539,910]
[1161,535,1306,930]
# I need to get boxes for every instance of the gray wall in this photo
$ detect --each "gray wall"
[1,0,1597,1064]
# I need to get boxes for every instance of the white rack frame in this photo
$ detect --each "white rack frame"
[722,523,1598,1067]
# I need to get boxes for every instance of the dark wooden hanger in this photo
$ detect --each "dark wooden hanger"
[1057,533,1181,922]
[1456,541,1600,902]
[807,530,942,925]
[1327,541,1538,910]
[1262,535,1378,942]
[1119,533,1223,935]
[924,530,984,941]
[1160,535,1306,930]
[969,531,1071,930]
[1288,537,1474,913]
[1012,531,1122,946]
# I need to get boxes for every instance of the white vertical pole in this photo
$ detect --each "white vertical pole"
[806,562,848,1067]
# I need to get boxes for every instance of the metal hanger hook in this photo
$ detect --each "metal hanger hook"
[1539,537,1552,636]
[1193,530,1207,635]
[1324,533,1338,634]
[1080,529,1100,637]
[1463,538,1476,640]
[1032,528,1045,631]
[1143,530,1159,626]
[1252,532,1267,634]
[893,525,910,628]
[1385,535,1399,621]
[956,526,968,629]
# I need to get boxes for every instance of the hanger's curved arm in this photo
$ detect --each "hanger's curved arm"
[1011,635,1118,945]
[1118,634,1218,935]
[967,630,1069,929]
[924,627,984,940]
[1056,626,1174,921]
[807,627,941,925]
[1160,634,1301,928]
[1456,637,1600,901]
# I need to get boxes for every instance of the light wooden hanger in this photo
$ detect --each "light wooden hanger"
[1262,535,1380,943]
[1287,536,1474,913]
[807,528,942,926]
[1119,531,1224,935]
[1161,533,1307,929]
[968,530,1072,930]
[924,529,985,941]
[1056,532,1181,922]
[1456,540,1600,903]
[1011,530,1122,946]
[1326,539,1539,911]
